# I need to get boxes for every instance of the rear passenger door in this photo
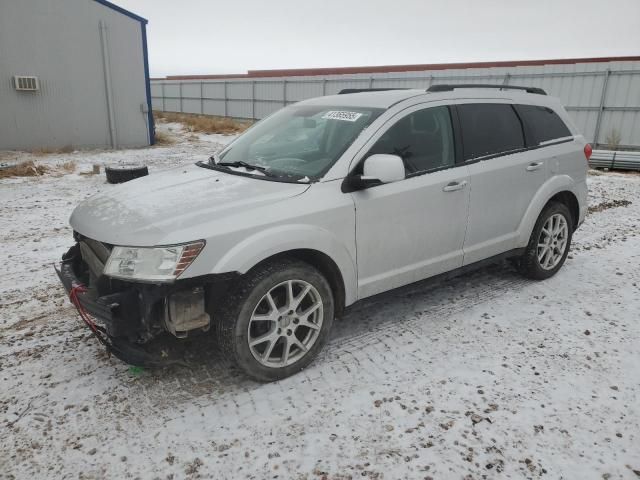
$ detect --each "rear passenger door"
[515,103,577,180]
[457,102,547,264]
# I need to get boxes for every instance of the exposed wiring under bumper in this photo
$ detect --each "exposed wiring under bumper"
[54,262,188,368]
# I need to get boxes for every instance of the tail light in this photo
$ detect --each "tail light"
[584,143,593,161]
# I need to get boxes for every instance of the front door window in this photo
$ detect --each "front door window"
[366,106,455,176]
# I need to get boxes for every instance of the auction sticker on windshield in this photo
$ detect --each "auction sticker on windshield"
[322,111,363,122]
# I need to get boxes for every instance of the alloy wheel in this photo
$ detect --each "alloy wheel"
[537,213,569,270]
[247,279,324,368]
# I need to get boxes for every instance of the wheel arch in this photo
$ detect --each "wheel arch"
[246,249,347,316]
[517,176,581,246]
[546,191,579,230]
[211,224,357,309]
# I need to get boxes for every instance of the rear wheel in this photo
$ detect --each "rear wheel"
[216,259,334,382]
[518,202,573,280]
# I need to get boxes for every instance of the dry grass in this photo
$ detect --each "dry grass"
[31,145,74,156]
[605,129,622,150]
[154,111,251,135]
[0,161,50,179]
[154,130,176,145]
[0,159,77,179]
[0,151,16,162]
[60,160,76,173]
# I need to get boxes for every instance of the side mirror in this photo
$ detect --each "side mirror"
[342,154,405,192]
[363,154,405,183]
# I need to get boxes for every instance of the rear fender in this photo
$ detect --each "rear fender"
[517,175,578,246]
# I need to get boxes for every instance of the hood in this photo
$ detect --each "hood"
[70,164,309,246]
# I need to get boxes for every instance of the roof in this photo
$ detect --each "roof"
[297,86,561,110]
[155,56,640,81]
[93,0,148,24]
[299,90,425,109]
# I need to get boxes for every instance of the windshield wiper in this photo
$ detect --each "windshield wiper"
[216,160,269,172]
[215,160,280,178]
[201,156,311,183]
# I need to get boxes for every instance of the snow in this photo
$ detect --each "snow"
[2,125,640,479]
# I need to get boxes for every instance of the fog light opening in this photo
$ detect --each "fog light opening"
[165,287,210,338]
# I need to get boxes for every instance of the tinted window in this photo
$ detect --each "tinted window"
[457,104,525,160]
[367,106,455,175]
[516,104,571,145]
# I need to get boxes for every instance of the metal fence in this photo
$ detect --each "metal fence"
[151,60,640,148]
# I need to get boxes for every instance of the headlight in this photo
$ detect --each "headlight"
[103,241,205,282]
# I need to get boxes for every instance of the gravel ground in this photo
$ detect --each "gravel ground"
[1,125,639,479]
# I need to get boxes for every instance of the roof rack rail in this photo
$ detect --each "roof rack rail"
[338,88,410,94]
[427,84,547,95]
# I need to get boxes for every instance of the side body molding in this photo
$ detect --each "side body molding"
[211,224,358,306]
[516,175,579,246]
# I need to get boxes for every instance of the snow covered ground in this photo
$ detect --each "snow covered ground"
[1,124,639,479]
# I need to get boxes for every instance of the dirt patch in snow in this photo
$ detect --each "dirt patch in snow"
[588,199,632,214]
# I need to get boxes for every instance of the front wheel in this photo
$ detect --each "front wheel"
[518,201,573,280]
[216,259,334,382]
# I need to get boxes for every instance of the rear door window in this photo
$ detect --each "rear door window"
[457,104,525,160]
[515,104,572,145]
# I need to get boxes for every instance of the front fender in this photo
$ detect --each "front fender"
[211,224,358,305]
[517,175,579,246]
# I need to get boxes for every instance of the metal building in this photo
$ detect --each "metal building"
[151,56,640,149]
[0,0,154,150]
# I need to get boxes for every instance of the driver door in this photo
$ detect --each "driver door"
[349,105,470,299]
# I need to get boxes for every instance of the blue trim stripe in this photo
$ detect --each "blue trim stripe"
[92,0,148,24]
[141,23,155,145]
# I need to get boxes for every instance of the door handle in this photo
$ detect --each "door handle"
[443,180,468,192]
[526,162,544,172]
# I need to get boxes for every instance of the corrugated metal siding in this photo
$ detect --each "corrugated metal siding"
[0,0,150,150]
[152,60,640,148]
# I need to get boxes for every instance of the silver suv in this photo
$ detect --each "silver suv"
[56,85,589,381]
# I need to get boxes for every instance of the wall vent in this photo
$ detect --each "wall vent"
[14,76,39,91]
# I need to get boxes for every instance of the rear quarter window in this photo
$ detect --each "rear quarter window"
[515,104,572,145]
[457,103,525,160]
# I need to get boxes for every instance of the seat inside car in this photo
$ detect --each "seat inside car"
[409,109,445,172]
[362,105,456,176]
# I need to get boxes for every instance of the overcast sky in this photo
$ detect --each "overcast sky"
[115,0,640,78]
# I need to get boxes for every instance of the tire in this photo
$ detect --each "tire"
[105,164,149,184]
[216,259,335,382]
[518,201,573,280]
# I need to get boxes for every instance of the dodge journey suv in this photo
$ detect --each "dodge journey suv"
[56,84,589,381]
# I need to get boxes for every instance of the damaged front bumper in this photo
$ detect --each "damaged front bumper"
[55,239,235,368]
[54,260,181,367]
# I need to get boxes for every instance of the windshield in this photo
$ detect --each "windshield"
[217,105,383,180]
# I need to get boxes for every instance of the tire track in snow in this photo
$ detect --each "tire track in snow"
[139,263,534,403]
